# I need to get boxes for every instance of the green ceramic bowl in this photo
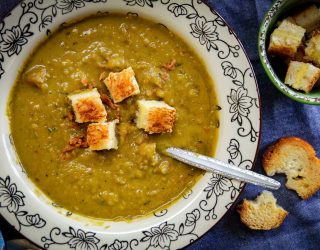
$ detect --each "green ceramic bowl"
[259,0,320,104]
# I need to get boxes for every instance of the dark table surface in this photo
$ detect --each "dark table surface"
[1,0,320,249]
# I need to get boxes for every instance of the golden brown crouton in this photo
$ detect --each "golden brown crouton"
[104,67,140,103]
[304,32,320,66]
[136,100,176,134]
[268,20,306,58]
[87,121,118,150]
[68,88,107,123]
[263,137,320,199]
[285,61,320,92]
[238,191,288,230]
[292,5,320,33]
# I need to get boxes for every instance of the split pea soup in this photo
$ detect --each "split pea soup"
[9,14,219,220]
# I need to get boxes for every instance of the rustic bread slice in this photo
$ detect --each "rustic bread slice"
[238,191,288,230]
[268,20,306,58]
[285,61,320,92]
[263,137,320,199]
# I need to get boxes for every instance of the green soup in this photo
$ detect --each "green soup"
[9,14,219,220]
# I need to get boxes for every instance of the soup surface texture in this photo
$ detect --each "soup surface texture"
[9,14,219,220]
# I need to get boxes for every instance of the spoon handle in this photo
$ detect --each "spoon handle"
[166,147,280,190]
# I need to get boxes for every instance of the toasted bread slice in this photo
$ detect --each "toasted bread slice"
[304,32,320,66]
[87,121,118,150]
[68,88,107,123]
[268,20,306,58]
[136,100,176,134]
[285,61,320,92]
[263,137,320,199]
[292,4,320,33]
[104,67,140,103]
[238,191,288,230]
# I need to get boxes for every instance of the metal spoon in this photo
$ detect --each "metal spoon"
[166,147,280,190]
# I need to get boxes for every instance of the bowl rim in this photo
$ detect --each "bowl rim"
[258,0,320,105]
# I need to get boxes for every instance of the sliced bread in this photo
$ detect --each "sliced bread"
[238,191,288,230]
[263,137,320,199]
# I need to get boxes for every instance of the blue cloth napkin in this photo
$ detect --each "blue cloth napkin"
[187,1,320,249]
[0,230,4,250]
[0,1,320,250]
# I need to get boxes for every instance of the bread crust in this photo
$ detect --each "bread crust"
[268,45,297,59]
[238,191,288,230]
[263,137,320,199]
[305,70,320,92]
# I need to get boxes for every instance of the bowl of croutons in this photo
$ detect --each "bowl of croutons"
[0,0,262,249]
[259,0,320,104]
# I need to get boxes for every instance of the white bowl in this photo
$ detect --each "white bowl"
[0,0,261,249]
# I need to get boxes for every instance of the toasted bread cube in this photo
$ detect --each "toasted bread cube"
[87,121,118,150]
[282,17,296,25]
[104,67,140,103]
[285,61,320,92]
[304,32,320,66]
[136,100,176,134]
[268,20,306,58]
[68,88,107,123]
[292,5,320,32]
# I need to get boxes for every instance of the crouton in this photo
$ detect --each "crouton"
[238,191,288,230]
[68,88,107,123]
[24,65,47,88]
[292,5,320,33]
[136,100,176,134]
[104,67,140,103]
[263,137,320,199]
[87,121,118,150]
[304,32,320,66]
[283,17,296,25]
[268,20,306,58]
[284,61,320,92]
